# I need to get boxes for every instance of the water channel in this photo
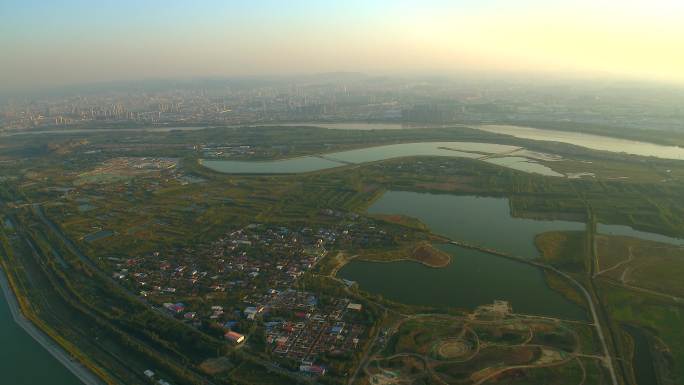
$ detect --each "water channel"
[202,141,563,176]
[474,125,684,161]
[0,273,82,385]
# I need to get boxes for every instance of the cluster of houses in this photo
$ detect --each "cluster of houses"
[155,289,367,377]
[121,224,329,303]
[99,221,401,378]
[121,217,403,304]
[102,213,404,303]
[199,144,256,158]
[262,290,366,364]
[142,369,172,385]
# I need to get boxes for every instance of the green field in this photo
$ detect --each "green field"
[3,124,684,384]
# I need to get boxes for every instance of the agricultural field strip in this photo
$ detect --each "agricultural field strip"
[595,246,634,277]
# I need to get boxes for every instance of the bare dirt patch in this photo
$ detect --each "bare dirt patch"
[199,357,234,375]
[356,242,451,268]
[437,339,470,359]
[412,243,451,267]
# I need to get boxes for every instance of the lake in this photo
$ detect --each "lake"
[474,125,684,160]
[368,191,585,258]
[0,274,82,385]
[202,141,563,177]
[338,244,587,320]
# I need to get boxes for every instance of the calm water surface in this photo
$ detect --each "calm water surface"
[262,122,414,130]
[475,125,684,160]
[369,191,584,258]
[338,244,587,320]
[2,122,427,137]
[0,280,81,385]
[202,141,564,176]
[598,224,684,245]
[202,156,345,174]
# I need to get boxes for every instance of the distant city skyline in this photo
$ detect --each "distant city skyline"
[2,0,684,91]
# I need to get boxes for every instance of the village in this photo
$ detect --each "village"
[101,220,390,376]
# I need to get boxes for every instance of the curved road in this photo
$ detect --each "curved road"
[448,240,619,385]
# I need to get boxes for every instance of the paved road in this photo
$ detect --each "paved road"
[0,267,106,385]
[547,264,619,385]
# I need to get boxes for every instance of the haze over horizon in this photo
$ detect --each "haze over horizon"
[2,0,684,91]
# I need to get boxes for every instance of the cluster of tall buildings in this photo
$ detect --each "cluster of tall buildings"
[2,75,681,132]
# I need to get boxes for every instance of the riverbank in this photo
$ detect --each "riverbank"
[0,267,105,385]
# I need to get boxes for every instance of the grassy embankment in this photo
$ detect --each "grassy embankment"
[354,242,452,268]
[595,235,684,297]
[536,230,684,385]
[598,282,683,385]
[534,231,589,309]
[494,121,684,148]
[0,229,123,384]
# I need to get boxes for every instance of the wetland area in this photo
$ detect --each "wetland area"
[201,141,564,176]
[338,191,588,319]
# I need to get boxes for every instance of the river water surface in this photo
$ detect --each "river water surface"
[474,125,684,160]
[202,141,563,176]
[0,280,82,385]
[368,191,584,258]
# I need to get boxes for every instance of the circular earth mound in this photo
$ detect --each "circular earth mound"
[437,340,470,359]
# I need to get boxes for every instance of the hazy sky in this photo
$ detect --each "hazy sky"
[2,0,684,90]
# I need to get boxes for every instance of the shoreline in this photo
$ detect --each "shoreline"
[334,243,452,273]
[350,255,451,269]
[0,267,105,385]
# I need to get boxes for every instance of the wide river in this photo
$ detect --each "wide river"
[0,278,82,384]
[475,125,684,161]
[1,122,424,137]
[8,122,684,162]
